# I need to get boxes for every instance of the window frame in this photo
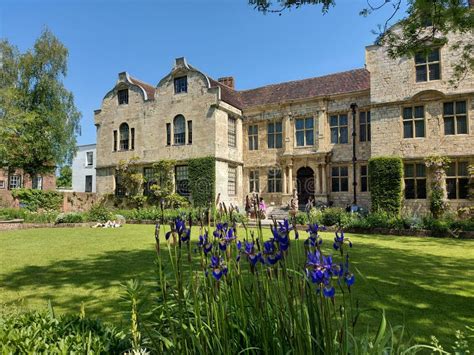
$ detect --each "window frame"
[249,169,260,193]
[175,165,190,197]
[166,123,171,146]
[248,124,259,151]
[117,89,129,105]
[415,48,441,82]
[119,123,130,150]
[267,169,282,193]
[174,76,188,94]
[228,166,237,196]
[32,176,43,190]
[8,175,21,190]
[85,175,93,193]
[86,151,94,167]
[228,117,237,148]
[113,130,118,151]
[0,180,5,189]
[360,165,368,192]
[187,120,193,144]
[330,114,349,144]
[173,115,186,145]
[359,110,371,142]
[402,105,425,139]
[404,162,427,199]
[331,166,349,192]
[295,117,314,147]
[143,167,157,196]
[446,161,469,200]
[443,101,468,136]
[267,120,283,149]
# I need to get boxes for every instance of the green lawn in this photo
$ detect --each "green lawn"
[0,225,473,345]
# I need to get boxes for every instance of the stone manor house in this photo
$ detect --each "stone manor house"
[94,31,473,212]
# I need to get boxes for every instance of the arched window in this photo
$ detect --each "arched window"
[120,123,129,150]
[174,115,185,145]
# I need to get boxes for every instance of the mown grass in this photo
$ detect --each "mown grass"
[0,224,472,345]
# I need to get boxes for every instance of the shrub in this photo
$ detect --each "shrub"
[87,204,113,222]
[423,217,450,237]
[11,188,63,211]
[0,208,58,223]
[294,211,309,225]
[321,207,346,226]
[55,212,85,224]
[188,157,215,207]
[0,310,128,353]
[368,157,403,215]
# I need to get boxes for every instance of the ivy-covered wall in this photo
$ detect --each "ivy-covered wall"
[368,157,403,215]
[188,157,215,207]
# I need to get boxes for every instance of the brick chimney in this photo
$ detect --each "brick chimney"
[218,76,235,89]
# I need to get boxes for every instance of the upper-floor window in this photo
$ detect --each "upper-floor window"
[360,165,368,192]
[86,152,93,166]
[446,161,469,199]
[268,121,283,148]
[228,166,237,196]
[174,115,186,145]
[267,169,282,193]
[331,166,348,192]
[228,117,237,148]
[444,101,468,135]
[415,48,440,82]
[175,165,189,196]
[9,175,21,189]
[330,114,348,144]
[119,123,130,150]
[359,111,371,142]
[403,106,425,138]
[404,163,426,199]
[118,89,129,105]
[166,123,171,146]
[174,76,187,94]
[187,121,193,144]
[249,169,260,193]
[295,117,314,146]
[248,125,258,151]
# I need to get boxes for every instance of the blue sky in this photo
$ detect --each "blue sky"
[1,0,407,146]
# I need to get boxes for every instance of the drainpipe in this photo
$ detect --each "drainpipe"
[350,103,358,206]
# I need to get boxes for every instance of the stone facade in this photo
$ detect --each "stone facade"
[95,33,474,212]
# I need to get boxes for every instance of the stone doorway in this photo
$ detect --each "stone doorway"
[297,167,315,208]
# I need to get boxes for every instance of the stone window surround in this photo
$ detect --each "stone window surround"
[294,116,315,147]
[443,100,469,136]
[116,122,135,152]
[446,160,470,200]
[401,105,425,139]
[404,162,427,200]
[8,175,22,189]
[331,165,349,193]
[248,124,259,151]
[267,120,283,149]
[228,117,237,148]
[174,76,188,94]
[228,165,237,196]
[166,115,192,146]
[249,169,260,193]
[414,47,441,83]
[359,110,371,142]
[360,164,368,192]
[329,112,349,145]
[267,168,282,193]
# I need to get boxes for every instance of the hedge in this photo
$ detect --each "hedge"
[368,157,403,215]
[188,157,215,207]
[11,188,63,211]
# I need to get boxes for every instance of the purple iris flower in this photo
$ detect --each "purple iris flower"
[209,255,228,281]
[323,286,335,298]
[197,231,213,255]
[333,231,352,251]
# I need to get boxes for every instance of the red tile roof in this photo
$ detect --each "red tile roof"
[209,78,244,109]
[239,69,370,108]
[129,76,155,101]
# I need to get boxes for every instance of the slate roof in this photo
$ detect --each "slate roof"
[129,76,156,101]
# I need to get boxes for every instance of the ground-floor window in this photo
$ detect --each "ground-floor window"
[404,163,426,199]
[8,175,21,189]
[267,169,282,193]
[85,175,93,192]
[249,170,259,193]
[331,166,348,192]
[175,165,189,196]
[32,176,43,190]
[115,174,125,197]
[228,166,237,196]
[360,165,368,192]
[446,161,469,199]
[143,167,157,196]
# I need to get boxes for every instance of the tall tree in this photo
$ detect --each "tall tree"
[0,29,81,178]
[249,0,474,84]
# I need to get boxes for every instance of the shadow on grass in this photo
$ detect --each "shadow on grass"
[1,235,473,346]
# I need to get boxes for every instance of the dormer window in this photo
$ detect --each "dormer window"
[174,76,187,94]
[118,89,129,105]
[415,48,440,82]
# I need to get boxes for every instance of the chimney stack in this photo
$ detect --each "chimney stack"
[218,76,235,89]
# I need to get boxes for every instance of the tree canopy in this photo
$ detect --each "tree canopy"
[249,0,474,84]
[0,29,81,178]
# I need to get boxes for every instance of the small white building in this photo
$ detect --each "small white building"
[72,144,96,192]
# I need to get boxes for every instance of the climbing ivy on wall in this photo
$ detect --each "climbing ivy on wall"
[188,157,215,207]
[11,188,63,211]
[368,157,403,215]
